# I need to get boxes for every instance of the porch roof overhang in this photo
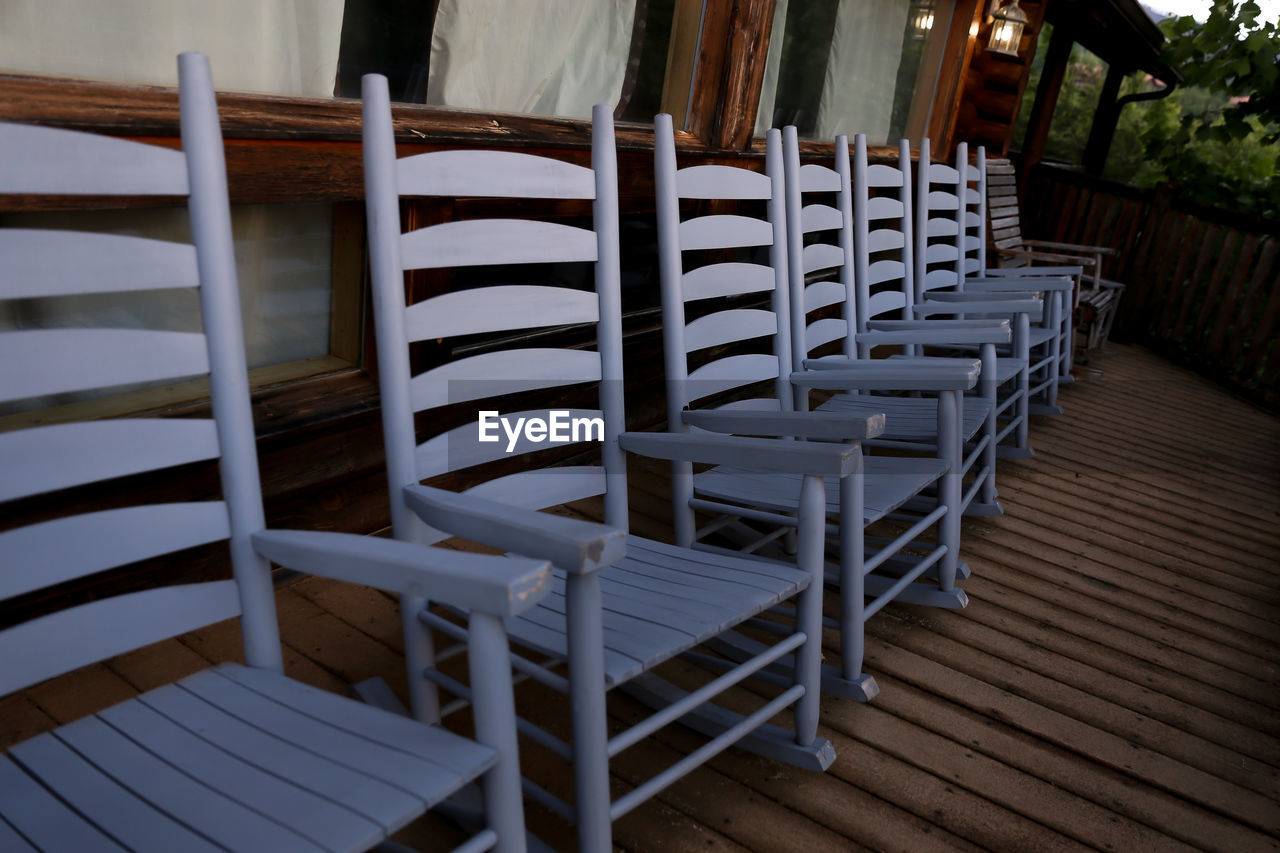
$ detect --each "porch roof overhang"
[1046,0,1183,86]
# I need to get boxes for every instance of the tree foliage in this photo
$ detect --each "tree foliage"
[1016,2,1279,218]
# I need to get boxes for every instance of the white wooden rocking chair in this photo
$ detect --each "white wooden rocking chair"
[796,130,1019,518]
[653,116,975,704]
[0,53,550,853]
[363,76,852,853]
[915,138,1063,445]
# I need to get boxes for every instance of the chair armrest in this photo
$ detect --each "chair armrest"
[997,248,1096,267]
[791,360,979,391]
[619,431,861,477]
[1022,239,1117,256]
[965,276,1075,292]
[251,529,551,616]
[681,408,885,441]
[986,264,1085,277]
[857,326,1009,346]
[916,296,1042,315]
[403,484,626,575]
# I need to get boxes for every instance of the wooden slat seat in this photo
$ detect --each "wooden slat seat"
[820,394,991,442]
[1,663,496,853]
[508,538,811,687]
[694,456,947,523]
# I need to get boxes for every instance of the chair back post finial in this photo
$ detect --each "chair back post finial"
[653,113,697,547]
[766,128,794,411]
[848,134,870,359]
[654,113,688,426]
[591,103,629,529]
[916,137,931,305]
[899,138,918,325]
[361,72,442,723]
[976,145,989,274]
[953,140,969,292]
[361,74,421,543]
[177,51,281,672]
[780,126,807,406]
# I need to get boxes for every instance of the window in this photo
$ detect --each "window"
[756,0,954,145]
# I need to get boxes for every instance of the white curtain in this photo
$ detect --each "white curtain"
[0,0,344,97]
[0,0,342,377]
[427,0,637,119]
[815,0,911,143]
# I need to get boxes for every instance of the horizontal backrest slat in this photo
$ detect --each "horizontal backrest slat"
[866,228,905,254]
[866,196,904,222]
[405,285,599,342]
[927,163,959,184]
[682,262,776,302]
[0,329,209,404]
[925,244,958,263]
[676,165,772,199]
[400,219,598,270]
[464,465,608,513]
[685,353,778,403]
[0,231,199,299]
[964,211,981,228]
[927,190,959,211]
[409,348,601,411]
[796,162,841,192]
[926,217,958,237]
[800,204,842,233]
[0,582,240,695]
[866,163,905,188]
[923,269,959,291]
[1,419,221,502]
[964,188,981,205]
[415,409,605,481]
[802,243,845,275]
[679,214,773,251]
[0,123,188,196]
[868,289,907,319]
[805,317,846,352]
[867,259,906,285]
[0,503,230,601]
[804,280,846,312]
[685,308,776,353]
[396,149,596,199]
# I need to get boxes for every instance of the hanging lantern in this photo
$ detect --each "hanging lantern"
[987,0,1028,56]
[909,0,935,39]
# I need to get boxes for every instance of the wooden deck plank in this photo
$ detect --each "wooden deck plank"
[3,344,1278,851]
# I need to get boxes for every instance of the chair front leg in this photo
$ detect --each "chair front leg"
[979,342,998,508]
[403,591,441,723]
[838,470,865,684]
[793,473,826,747]
[468,612,530,853]
[566,571,612,853]
[936,389,962,591]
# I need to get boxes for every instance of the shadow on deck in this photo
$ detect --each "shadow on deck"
[4,343,1278,851]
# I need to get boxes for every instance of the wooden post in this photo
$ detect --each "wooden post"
[1020,23,1073,176]
[1082,63,1127,176]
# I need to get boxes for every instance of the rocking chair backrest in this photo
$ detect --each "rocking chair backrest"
[916,138,983,300]
[362,76,628,539]
[0,52,281,695]
[655,113,792,418]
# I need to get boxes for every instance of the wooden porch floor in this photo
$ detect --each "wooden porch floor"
[4,343,1278,851]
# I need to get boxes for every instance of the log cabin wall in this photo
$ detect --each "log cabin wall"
[0,0,989,623]
[951,0,1049,157]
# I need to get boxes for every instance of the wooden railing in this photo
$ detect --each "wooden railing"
[1021,162,1279,409]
